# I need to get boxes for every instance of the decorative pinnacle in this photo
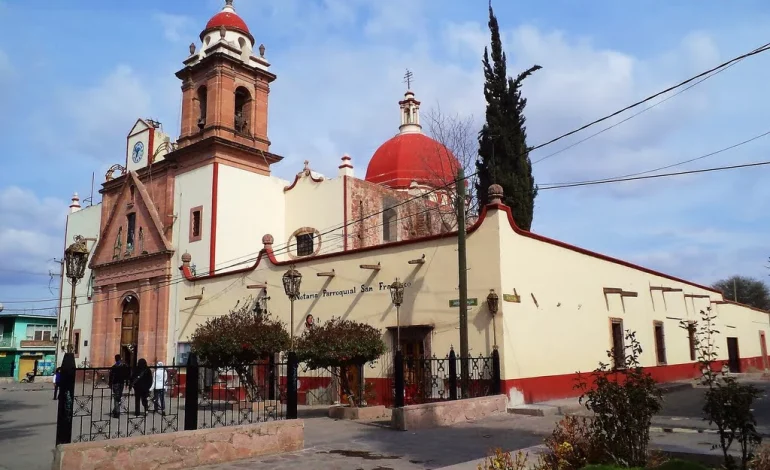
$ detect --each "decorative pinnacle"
[225,0,234,6]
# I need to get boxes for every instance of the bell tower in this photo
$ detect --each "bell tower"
[175,0,278,157]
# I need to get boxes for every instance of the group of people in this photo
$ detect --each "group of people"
[108,355,168,418]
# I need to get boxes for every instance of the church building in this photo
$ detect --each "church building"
[59,0,770,406]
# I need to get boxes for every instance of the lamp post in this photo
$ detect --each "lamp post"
[281,265,302,349]
[389,278,405,350]
[64,236,89,354]
[486,289,499,348]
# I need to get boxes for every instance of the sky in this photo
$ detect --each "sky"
[1,0,770,313]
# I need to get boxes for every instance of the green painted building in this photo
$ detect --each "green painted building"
[0,313,57,381]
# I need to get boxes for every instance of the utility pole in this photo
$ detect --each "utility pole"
[456,168,470,397]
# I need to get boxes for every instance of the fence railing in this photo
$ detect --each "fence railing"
[56,352,300,445]
[394,348,501,407]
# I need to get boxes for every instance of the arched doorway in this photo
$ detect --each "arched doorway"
[120,295,139,369]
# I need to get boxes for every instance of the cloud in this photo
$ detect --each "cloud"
[153,13,194,43]
[0,187,67,290]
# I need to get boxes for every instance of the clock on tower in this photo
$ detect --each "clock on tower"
[132,141,145,163]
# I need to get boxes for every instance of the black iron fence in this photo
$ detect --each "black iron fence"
[55,352,299,445]
[393,348,501,407]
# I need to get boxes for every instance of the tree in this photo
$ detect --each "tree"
[417,104,480,230]
[712,276,770,311]
[190,296,290,401]
[476,3,541,231]
[295,317,387,407]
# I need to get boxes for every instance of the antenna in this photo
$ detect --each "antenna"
[403,69,414,90]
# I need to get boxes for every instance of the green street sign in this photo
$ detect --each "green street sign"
[449,298,478,308]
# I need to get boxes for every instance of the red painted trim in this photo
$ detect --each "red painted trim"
[209,162,219,275]
[342,175,348,250]
[148,128,155,164]
[503,357,767,404]
[283,171,324,192]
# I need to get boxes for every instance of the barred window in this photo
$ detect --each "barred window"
[296,233,314,257]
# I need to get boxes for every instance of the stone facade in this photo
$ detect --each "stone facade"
[52,420,304,470]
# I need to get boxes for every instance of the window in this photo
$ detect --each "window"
[383,208,397,242]
[296,232,314,257]
[610,319,624,369]
[129,185,135,203]
[26,325,53,341]
[87,273,95,299]
[73,331,81,356]
[687,322,697,361]
[654,321,667,365]
[126,213,136,253]
[234,87,251,134]
[196,86,208,129]
[189,206,203,242]
[177,342,192,365]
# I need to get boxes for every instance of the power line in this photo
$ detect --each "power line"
[529,41,770,156]
[540,159,770,190]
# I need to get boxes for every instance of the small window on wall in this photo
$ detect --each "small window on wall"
[610,319,625,369]
[126,213,136,253]
[73,331,81,357]
[654,321,667,365]
[177,342,192,365]
[296,232,314,257]
[687,322,697,361]
[190,206,203,242]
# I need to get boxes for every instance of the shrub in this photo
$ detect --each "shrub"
[576,330,662,468]
[749,444,770,470]
[295,317,386,406]
[680,308,762,470]
[535,415,604,470]
[190,296,290,401]
[477,449,528,470]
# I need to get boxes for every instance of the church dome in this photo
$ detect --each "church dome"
[365,90,460,189]
[200,1,254,45]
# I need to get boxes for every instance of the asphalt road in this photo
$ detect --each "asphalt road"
[659,381,770,423]
[0,384,58,470]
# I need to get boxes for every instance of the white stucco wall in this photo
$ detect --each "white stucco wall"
[174,164,213,274]
[497,206,770,381]
[283,175,345,260]
[173,207,502,377]
[215,165,287,274]
[58,203,102,366]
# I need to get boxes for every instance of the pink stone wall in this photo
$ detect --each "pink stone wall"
[391,395,507,431]
[52,420,304,470]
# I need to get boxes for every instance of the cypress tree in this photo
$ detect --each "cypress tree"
[475,3,541,231]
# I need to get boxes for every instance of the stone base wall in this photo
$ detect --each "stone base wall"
[52,420,304,469]
[391,395,507,431]
[328,404,390,420]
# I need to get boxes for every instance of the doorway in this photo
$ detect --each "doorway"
[761,332,768,370]
[727,337,741,373]
[120,295,139,369]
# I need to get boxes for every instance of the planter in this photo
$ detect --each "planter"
[328,404,389,420]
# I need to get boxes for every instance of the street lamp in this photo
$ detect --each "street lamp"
[64,236,89,354]
[282,265,302,349]
[486,289,499,348]
[389,278,405,350]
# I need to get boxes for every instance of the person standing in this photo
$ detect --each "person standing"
[108,354,129,418]
[53,367,61,400]
[152,362,167,415]
[131,358,153,416]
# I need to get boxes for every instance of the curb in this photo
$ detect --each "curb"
[650,426,770,438]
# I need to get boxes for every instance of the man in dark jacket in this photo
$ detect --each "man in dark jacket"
[109,354,129,418]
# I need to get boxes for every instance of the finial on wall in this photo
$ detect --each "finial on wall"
[259,44,266,58]
[189,42,196,55]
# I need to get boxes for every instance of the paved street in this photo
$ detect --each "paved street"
[0,383,58,470]
[1,380,768,470]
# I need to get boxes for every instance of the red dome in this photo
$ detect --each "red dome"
[206,11,250,34]
[365,133,460,189]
